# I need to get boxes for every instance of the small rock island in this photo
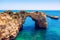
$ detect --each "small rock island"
[0,10,47,40]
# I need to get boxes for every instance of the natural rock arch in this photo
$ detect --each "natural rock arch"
[0,10,59,40]
[19,12,47,30]
[0,10,47,40]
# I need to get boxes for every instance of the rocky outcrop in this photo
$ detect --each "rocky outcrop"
[46,15,59,19]
[0,13,22,40]
[24,12,47,29]
[32,12,47,29]
[0,10,47,40]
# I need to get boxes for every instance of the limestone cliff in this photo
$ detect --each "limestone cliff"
[0,13,22,40]
[0,10,47,40]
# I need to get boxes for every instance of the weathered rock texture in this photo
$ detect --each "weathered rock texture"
[29,12,47,29]
[0,13,22,40]
[19,11,47,29]
[0,10,47,40]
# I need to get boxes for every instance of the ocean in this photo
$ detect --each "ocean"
[0,10,60,40]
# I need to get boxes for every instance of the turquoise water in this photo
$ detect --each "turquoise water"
[0,10,60,40]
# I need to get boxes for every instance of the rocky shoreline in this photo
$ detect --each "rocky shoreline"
[0,10,47,40]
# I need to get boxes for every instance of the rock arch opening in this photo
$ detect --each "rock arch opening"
[22,16,35,30]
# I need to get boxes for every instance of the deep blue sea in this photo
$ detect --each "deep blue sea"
[0,10,60,40]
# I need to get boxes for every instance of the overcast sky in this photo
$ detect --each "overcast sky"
[0,0,60,10]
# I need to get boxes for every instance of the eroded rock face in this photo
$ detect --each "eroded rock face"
[0,11,47,40]
[26,12,47,29]
[34,12,47,29]
[0,13,22,40]
[19,11,47,29]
